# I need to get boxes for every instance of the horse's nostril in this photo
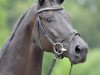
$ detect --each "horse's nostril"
[75,45,81,54]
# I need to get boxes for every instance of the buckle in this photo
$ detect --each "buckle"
[53,43,67,56]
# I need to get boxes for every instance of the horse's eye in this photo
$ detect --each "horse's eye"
[45,17,52,23]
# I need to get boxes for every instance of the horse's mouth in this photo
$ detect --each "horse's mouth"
[69,57,87,65]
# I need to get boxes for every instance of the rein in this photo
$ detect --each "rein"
[36,6,80,75]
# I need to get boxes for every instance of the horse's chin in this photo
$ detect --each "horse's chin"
[69,57,86,65]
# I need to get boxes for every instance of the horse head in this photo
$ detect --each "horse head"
[33,0,88,64]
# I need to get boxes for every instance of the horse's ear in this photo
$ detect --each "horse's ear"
[38,0,45,6]
[56,0,64,4]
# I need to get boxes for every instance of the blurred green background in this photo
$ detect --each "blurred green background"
[0,0,100,75]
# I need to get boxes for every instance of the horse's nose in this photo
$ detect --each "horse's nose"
[75,45,88,54]
[75,45,81,54]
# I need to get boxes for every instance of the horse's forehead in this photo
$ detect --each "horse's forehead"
[46,10,70,18]
[41,10,62,16]
[57,10,71,22]
[39,11,55,18]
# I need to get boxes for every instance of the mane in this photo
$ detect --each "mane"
[0,8,29,59]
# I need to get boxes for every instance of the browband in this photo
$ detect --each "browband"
[37,6,63,15]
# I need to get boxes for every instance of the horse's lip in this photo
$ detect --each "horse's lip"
[70,57,86,64]
[80,58,86,63]
[70,60,79,64]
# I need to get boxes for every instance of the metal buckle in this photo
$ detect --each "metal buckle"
[53,43,67,56]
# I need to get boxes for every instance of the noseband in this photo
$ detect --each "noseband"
[36,6,80,75]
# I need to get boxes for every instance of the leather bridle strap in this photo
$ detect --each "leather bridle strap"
[36,7,63,47]
[56,30,79,43]
[37,17,55,45]
[36,7,63,14]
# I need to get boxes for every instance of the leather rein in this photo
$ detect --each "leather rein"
[36,6,80,75]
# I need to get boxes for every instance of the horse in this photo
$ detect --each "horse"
[0,0,88,75]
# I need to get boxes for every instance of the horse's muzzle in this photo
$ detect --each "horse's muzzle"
[69,44,88,64]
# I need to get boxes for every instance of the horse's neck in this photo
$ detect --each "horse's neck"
[0,4,43,75]
[30,44,44,75]
[0,43,43,75]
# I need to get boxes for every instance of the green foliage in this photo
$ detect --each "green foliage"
[42,48,100,75]
[0,0,10,47]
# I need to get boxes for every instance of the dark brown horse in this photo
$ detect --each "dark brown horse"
[0,0,88,75]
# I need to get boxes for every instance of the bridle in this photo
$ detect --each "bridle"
[36,6,80,75]
[35,6,80,75]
